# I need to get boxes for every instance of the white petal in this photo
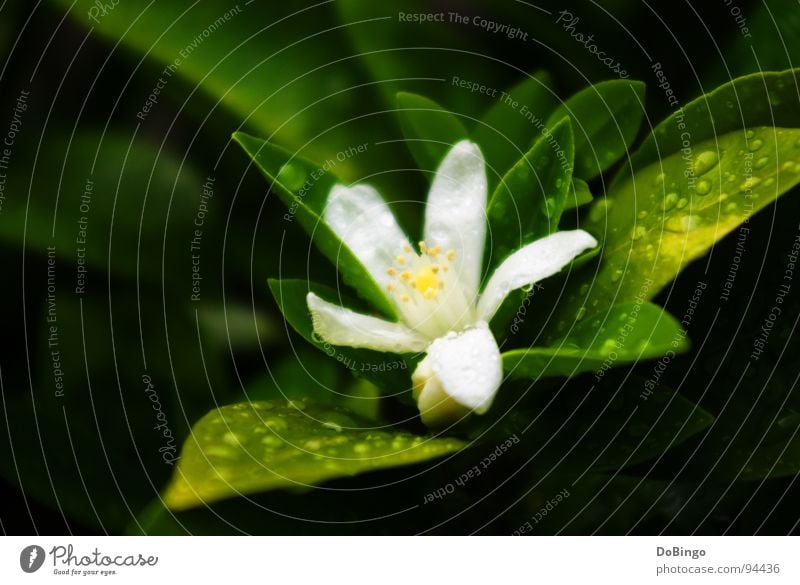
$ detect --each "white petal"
[307,292,429,353]
[413,322,502,417]
[324,183,412,291]
[424,140,488,299]
[477,230,597,320]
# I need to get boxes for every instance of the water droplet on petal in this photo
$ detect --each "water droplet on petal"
[754,156,769,169]
[663,192,679,211]
[676,197,688,209]
[610,268,623,282]
[748,139,764,152]
[575,307,587,321]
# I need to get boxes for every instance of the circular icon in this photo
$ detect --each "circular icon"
[19,545,45,573]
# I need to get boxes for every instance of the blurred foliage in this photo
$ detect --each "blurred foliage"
[0,0,799,535]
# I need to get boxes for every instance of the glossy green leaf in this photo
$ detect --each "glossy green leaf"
[268,278,414,395]
[547,80,646,180]
[473,70,558,182]
[55,0,383,175]
[396,92,468,175]
[566,178,594,209]
[486,117,574,267]
[503,301,687,380]
[235,133,397,318]
[630,69,800,172]
[553,126,800,324]
[163,400,466,510]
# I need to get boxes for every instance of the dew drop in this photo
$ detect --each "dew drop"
[277,163,307,192]
[762,177,775,188]
[695,180,712,196]
[322,421,343,432]
[693,151,719,176]
[575,307,587,321]
[739,177,761,192]
[724,202,738,213]
[745,129,755,139]
[754,156,769,169]
[666,214,701,232]
[748,139,764,152]
[652,172,666,187]
[663,192,679,211]
[676,197,688,209]
[638,210,648,219]
[632,225,647,240]
[610,268,623,282]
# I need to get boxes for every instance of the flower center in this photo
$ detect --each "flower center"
[384,241,474,338]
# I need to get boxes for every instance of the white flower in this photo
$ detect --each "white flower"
[307,140,597,426]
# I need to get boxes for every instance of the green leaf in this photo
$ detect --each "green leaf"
[566,178,594,209]
[55,1,383,176]
[486,117,574,267]
[396,92,468,175]
[547,80,646,180]
[630,69,800,172]
[473,70,558,182]
[503,301,687,380]
[234,133,397,318]
[163,400,466,510]
[554,127,800,324]
[268,278,414,395]
[526,378,714,472]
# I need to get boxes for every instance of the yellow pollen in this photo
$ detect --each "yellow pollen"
[395,255,406,265]
[412,266,441,299]
[386,267,397,276]
[386,283,395,291]
[400,271,412,281]
[446,249,456,261]
[403,243,412,253]
[401,294,410,303]
[419,241,428,253]
[428,245,442,257]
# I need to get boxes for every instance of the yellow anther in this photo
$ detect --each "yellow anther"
[386,267,397,276]
[401,294,411,303]
[412,266,440,299]
[400,271,412,281]
[428,245,442,257]
[419,241,428,253]
[395,255,406,265]
[430,265,440,273]
[446,249,456,261]
[386,283,395,291]
[403,243,412,253]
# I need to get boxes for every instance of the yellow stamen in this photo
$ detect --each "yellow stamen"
[419,241,428,253]
[446,249,456,261]
[396,255,406,266]
[400,271,412,281]
[428,245,442,257]
[412,266,441,299]
[401,294,410,303]
[386,283,395,291]
[403,243,412,253]
[386,267,397,276]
